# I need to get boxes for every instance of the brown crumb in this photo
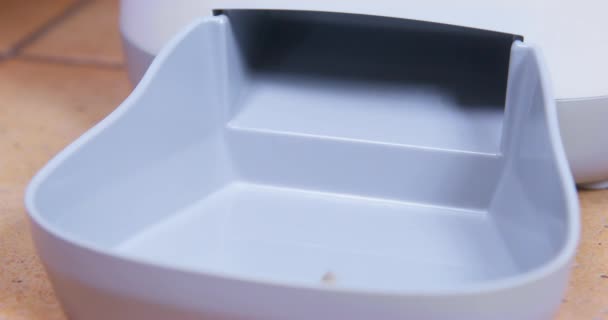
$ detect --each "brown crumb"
[321,271,336,285]
[600,274,608,279]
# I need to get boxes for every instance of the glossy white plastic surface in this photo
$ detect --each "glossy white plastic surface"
[120,0,608,101]
[27,13,579,320]
[558,97,608,188]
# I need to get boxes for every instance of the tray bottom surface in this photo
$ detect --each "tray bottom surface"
[116,182,518,290]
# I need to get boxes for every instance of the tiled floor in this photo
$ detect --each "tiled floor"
[0,1,606,319]
[21,0,123,65]
[0,0,78,57]
[0,1,129,320]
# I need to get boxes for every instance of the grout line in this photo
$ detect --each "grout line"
[17,54,124,69]
[3,0,94,59]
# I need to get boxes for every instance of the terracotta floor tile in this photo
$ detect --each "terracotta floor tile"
[556,189,608,320]
[0,58,130,188]
[0,189,65,320]
[0,58,130,320]
[22,0,123,65]
[0,0,78,56]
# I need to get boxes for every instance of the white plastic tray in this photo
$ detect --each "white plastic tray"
[26,11,579,320]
